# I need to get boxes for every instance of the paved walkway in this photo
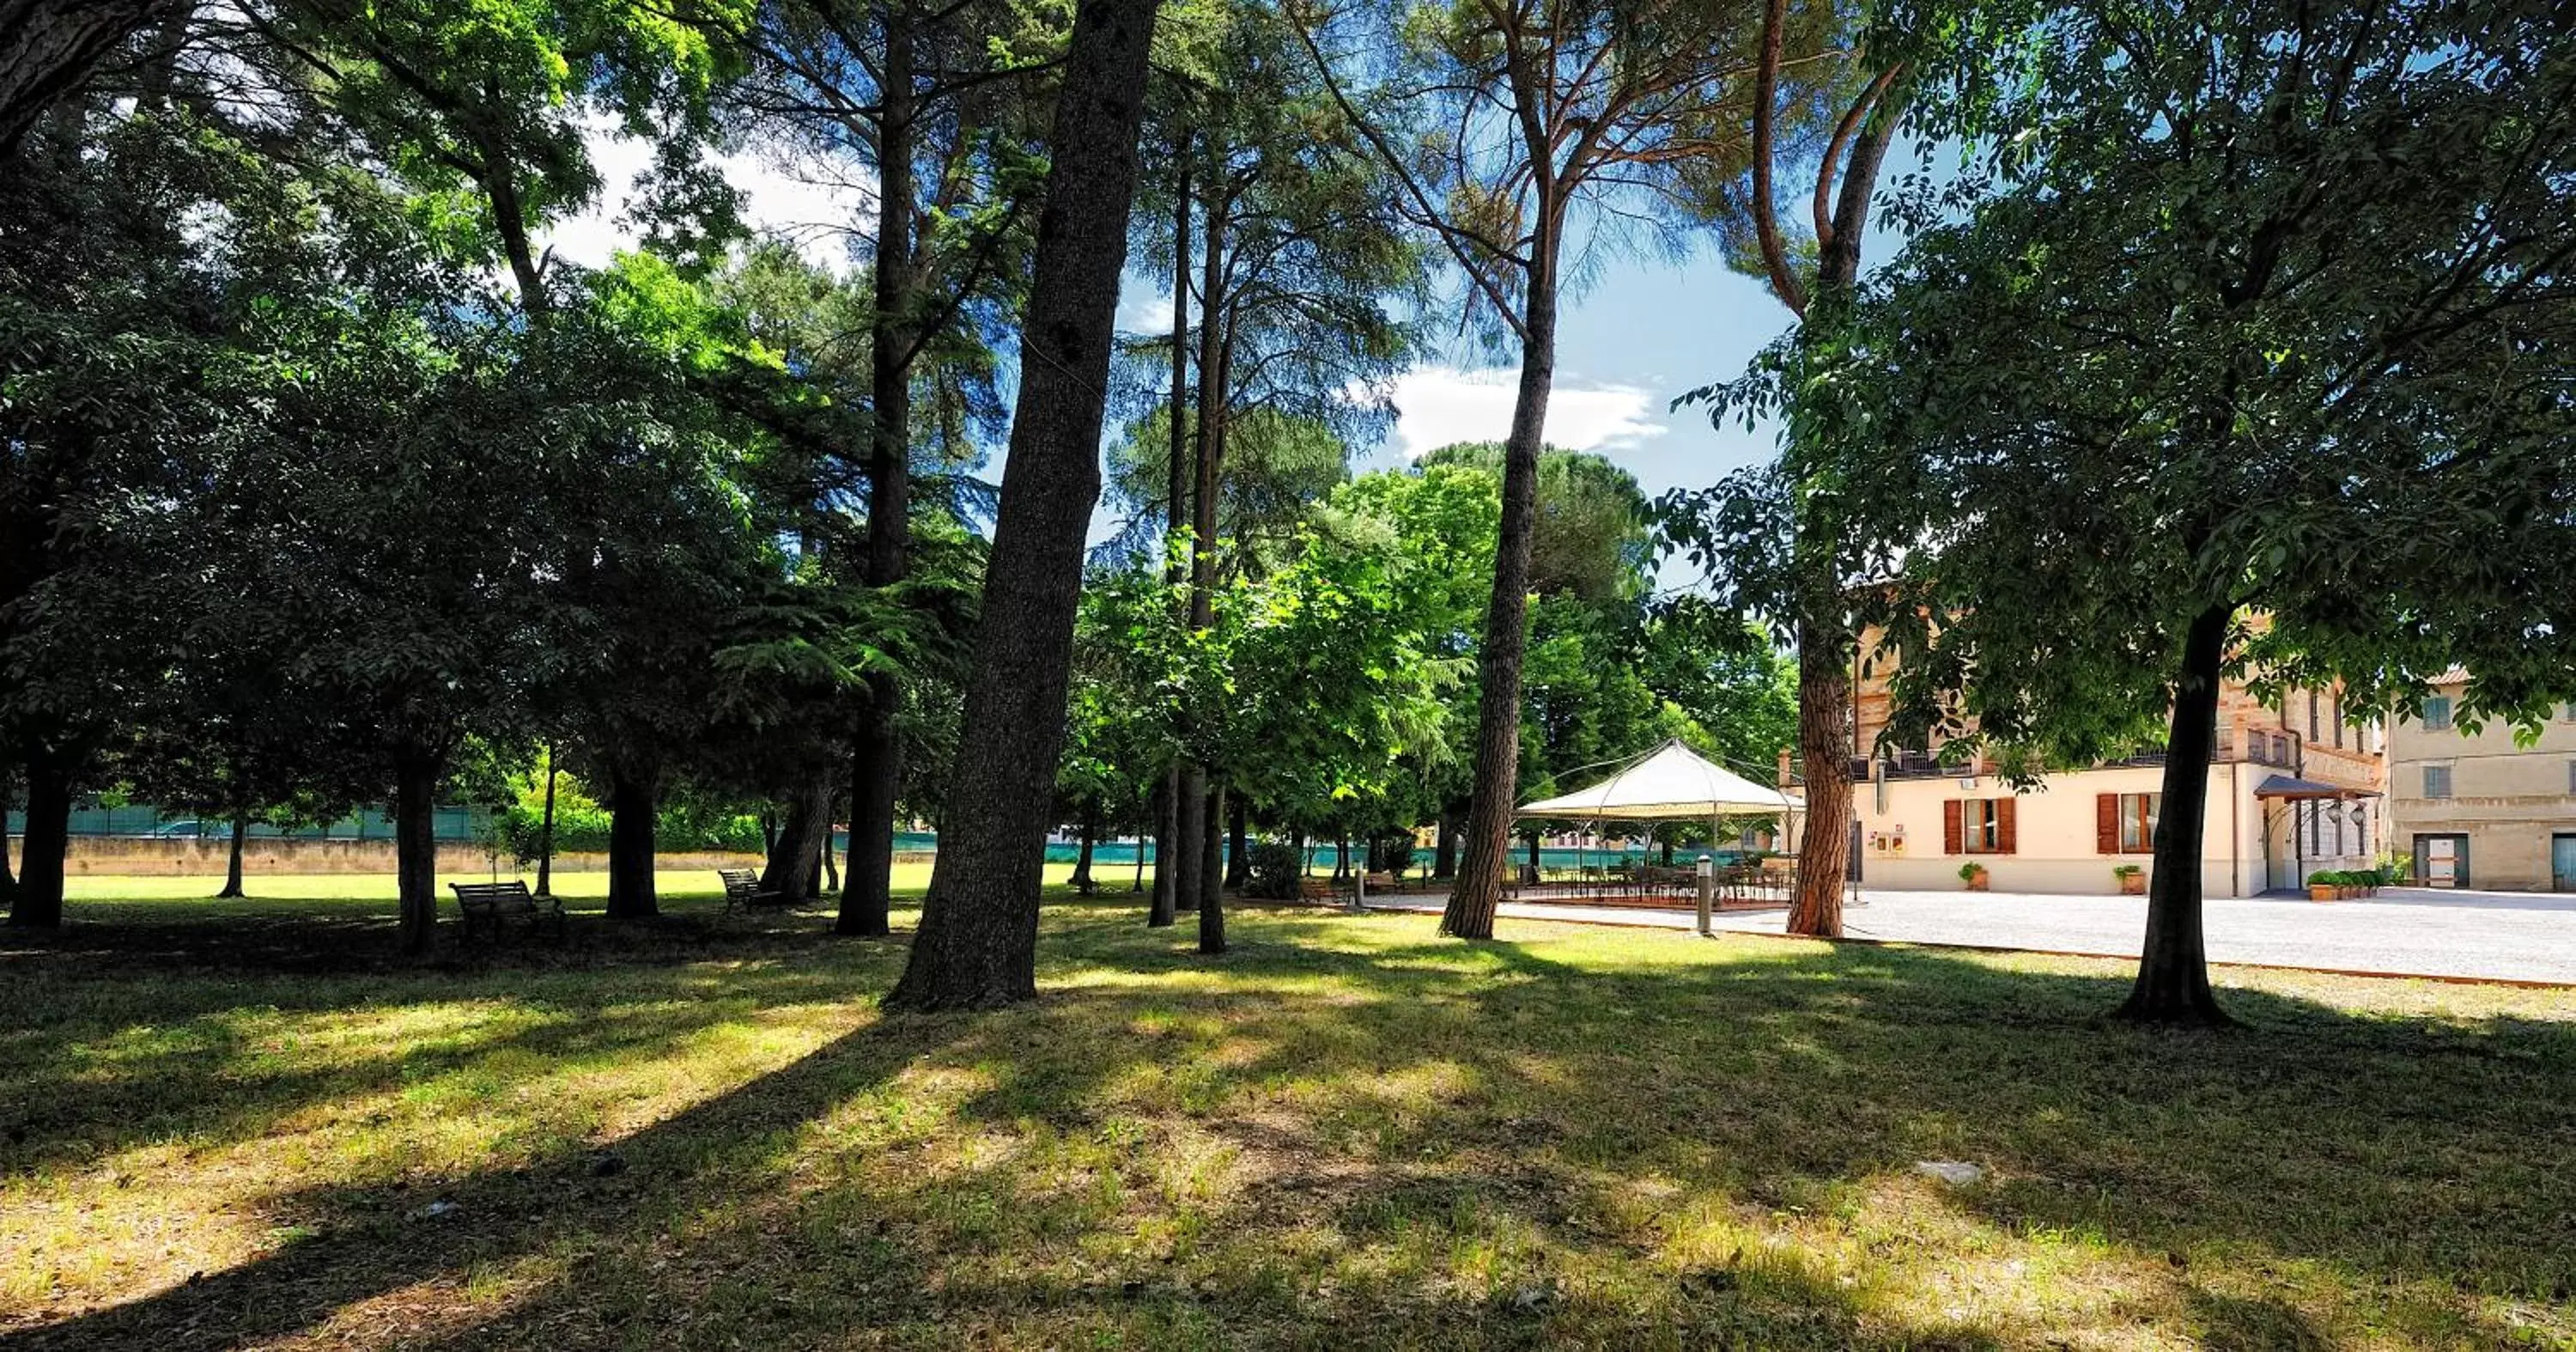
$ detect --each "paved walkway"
[1364,887,2576,984]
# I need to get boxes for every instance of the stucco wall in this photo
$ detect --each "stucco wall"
[1851,763,2287,897]
[2388,687,2576,890]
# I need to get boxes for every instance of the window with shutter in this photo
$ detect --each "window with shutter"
[1996,796,2017,854]
[1943,800,1964,854]
[2096,795,2119,855]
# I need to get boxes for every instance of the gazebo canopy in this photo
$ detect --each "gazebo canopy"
[1515,739,1792,821]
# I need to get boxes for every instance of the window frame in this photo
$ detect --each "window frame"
[2422,695,2453,731]
[2116,792,2159,853]
[1962,799,2004,855]
[2423,764,2453,800]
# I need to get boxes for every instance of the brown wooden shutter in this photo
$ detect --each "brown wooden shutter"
[2096,795,2119,855]
[1942,800,1963,855]
[1997,797,2018,854]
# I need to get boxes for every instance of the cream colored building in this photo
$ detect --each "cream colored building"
[2385,674,2576,891]
[1788,628,2387,897]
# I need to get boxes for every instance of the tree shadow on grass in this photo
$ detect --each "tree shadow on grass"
[4,904,2572,1349]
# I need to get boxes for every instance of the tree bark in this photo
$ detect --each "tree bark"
[1443,226,1558,939]
[605,761,660,920]
[534,744,556,898]
[2117,603,2235,1028]
[1197,779,1222,902]
[216,812,247,898]
[1433,806,1457,880]
[1224,792,1248,888]
[1199,782,1226,954]
[1147,769,1177,925]
[1070,804,1097,894]
[392,748,439,953]
[1147,140,1192,933]
[764,776,831,904]
[884,0,1160,1012]
[1174,764,1206,913]
[8,751,71,928]
[841,7,916,941]
[1131,821,1146,891]
[0,0,182,157]
[1785,615,1856,935]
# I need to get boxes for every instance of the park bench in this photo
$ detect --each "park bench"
[719,867,791,912]
[449,880,563,941]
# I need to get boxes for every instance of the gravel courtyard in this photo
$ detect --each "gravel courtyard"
[1370,886,2576,984]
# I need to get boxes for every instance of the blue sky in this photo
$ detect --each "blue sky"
[544,118,1902,594]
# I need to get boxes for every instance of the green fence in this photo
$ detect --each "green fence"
[6,802,490,842]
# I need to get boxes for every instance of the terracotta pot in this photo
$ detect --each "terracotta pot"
[2117,873,2146,895]
[1965,870,1990,892]
[2308,885,2336,902]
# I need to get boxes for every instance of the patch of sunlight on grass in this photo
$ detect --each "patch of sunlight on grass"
[6,894,2575,1349]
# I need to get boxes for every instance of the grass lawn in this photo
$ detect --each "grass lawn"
[3,875,2572,1349]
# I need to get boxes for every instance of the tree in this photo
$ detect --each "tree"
[1295,0,1812,939]
[884,0,1163,1011]
[1679,0,2576,1025]
[732,0,1054,938]
[1716,0,1923,939]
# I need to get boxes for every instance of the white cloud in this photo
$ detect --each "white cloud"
[1382,364,1669,460]
[536,119,874,275]
[1117,287,1176,337]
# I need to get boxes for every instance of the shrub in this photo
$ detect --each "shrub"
[1959,862,1987,882]
[2112,863,2142,879]
[1367,831,1418,880]
[1247,841,1304,899]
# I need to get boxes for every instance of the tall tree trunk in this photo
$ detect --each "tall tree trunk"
[216,812,247,898]
[1433,806,1458,880]
[2117,603,2235,1027]
[1335,831,1351,880]
[1174,765,1206,913]
[822,807,840,892]
[884,0,1160,1011]
[1131,817,1146,892]
[1525,830,1540,881]
[1785,616,1856,935]
[841,9,917,941]
[392,747,439,954]
[1148,770,1177,925]
[534,743,557,898]
[1224,793,1248,888]
[8,750,71,929]
[1148,140,1192,933]
[1070,804,1097,894]
[1199,782,1226,953]
[605,761,659,920]
[1197,781,1222,908]
[1443,229,1558,938]
[764,777,830,904]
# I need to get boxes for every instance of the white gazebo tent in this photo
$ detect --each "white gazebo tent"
[1515,739,1795,871]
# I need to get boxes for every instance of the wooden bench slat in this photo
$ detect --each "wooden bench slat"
[448,880,563,940]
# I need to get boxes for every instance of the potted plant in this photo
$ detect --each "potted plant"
[2112,863,2145,895]
[2306,869,2339,903]
[1959,861,1990,892]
